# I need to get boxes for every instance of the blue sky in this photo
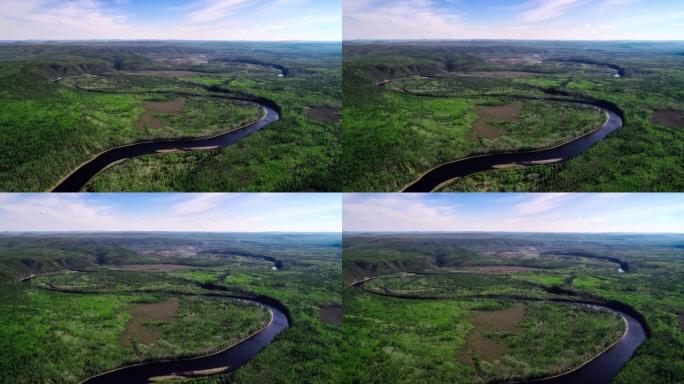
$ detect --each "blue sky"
[343,193,684,233]
[0,193,342,232]
[344,0,684,40]
[0,0,341,41]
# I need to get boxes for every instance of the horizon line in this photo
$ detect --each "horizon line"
[0,39,341,43]
[0,230,342,234]
[342,230,684,235]
[343,38,684,43]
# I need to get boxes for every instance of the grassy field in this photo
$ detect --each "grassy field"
[343,41,684,192]
[85,61,341,191]
[343,276,624,383]
[0,42,340,191]
[0,232,341,383]
[1,271,270,384]
[342,233,684,384]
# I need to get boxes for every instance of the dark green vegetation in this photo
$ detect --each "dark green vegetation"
[0,41,341,191]
[342,41,684,191]
[342,233,684,383]
[0,232,341,383]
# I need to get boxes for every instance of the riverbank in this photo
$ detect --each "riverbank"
[350,273,646,384]
[19,271,289,384]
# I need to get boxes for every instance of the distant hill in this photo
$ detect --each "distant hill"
[343,235,481,284]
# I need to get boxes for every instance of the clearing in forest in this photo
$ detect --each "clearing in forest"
[460,303,526,364]
[135,98,187,130]
[652,108,684,129]
[319,304,342,327]
[119,297,181,346]
[469,101,523,140]
[309,106,342,123]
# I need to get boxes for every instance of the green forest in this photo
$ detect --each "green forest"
[0,232,342,383]
[0,42,341,192]
[341,233,684,384]
[342,41,684,192]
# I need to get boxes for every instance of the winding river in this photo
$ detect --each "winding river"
[380,79,625,192]
[20,272,290,384]
[351,275,647,384]
[52,99,280,192]
[531,307,645,384]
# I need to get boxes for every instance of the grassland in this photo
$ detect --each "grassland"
[342,233,684,384]
[0,232,341,383]
[343,287,624,383]
[85,61,341,191]
[342,41,684,192]
[1,270,270,384]
[0,42,340,191]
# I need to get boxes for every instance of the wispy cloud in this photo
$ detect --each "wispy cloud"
[0,0,341,40]
[518,0,588,23]
[0,194,126,231]
[344,0,465,40]
[185,0,250,23]
[344,0,683,40]
[171,194,229,215]
[344,193,684,233]
[512,193,572,215]
[0,0,133,39]
[344,194,464,231]
[0,194,342,232]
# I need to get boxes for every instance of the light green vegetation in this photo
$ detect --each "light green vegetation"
[342,233,684,384]
[0,42,341,192]
[342,281,625,383]
[0,232,341,384]
[485,301,624,381]
[186,257,342,384]
[0,66,261,192]
[344,41,684,192]
[1,273,269,384]
[364,273,548,299]
[342,290,475,383]
[86,59,341,192]
[343,61,605,192]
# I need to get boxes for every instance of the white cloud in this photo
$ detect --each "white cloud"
[343,194,464,231]
[0,0,340,41]
[344,0,683,40]
[344,0,465,40]
[186,0,250,23]
[343,194,684,234]
[0,194,341,232]
[518,0,588,23]
[0,0,136,40]
[0,195,129,231]
[512,193,572,215]
[171,194,229,215]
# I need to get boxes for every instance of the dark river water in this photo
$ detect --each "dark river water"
[352,275,647,384]
[81,301,289,384]
[403,102,623,192]
[52,103,279,192]
[532,307,646,384]
[20,272,289,384]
